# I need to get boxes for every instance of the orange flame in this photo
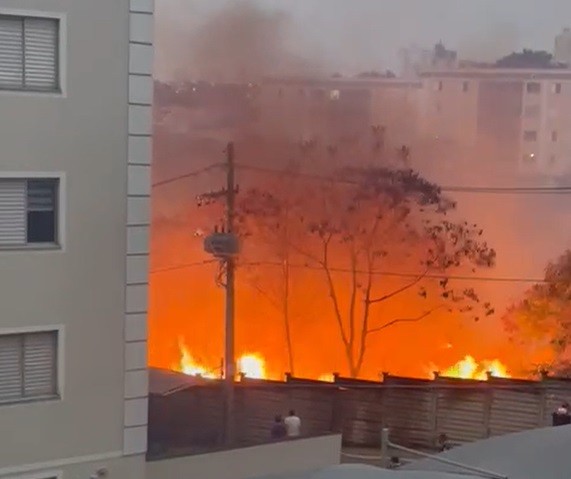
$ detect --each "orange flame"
[237,354,267,379]
[441,355,510,380]
[179,346,220,379]
[178,344,267,380]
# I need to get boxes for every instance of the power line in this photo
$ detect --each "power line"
[149,258,549,283]
[150,260,217,274]
[152,163,223,188]
[150,258,549,284]
[240,260,549,284]
[234,163,571,195]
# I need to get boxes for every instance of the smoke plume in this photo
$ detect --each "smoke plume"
[156,0,321,83]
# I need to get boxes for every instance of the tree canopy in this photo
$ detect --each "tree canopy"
[495,49,558,69]
[504,250,571,374]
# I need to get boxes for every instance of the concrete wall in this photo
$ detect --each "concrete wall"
[0,0,153,474]
[149,374,571,452]
[0,454,146,479]
[147,435,342,479]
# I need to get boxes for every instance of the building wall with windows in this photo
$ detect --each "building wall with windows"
[256,77,422,149]
[419,70,571,177]
[0,0,153,477]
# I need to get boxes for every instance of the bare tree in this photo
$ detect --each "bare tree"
[235,164,302,375]
[235,163,496,378]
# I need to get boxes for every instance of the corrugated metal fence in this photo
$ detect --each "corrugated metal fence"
[148,372,571,454]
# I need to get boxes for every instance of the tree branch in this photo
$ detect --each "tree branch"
[288,240,323,266]
[367,269,429,305]
[356,254,374,375]
[322,235,352,356]
[366,305,445,335]
[348,246,358,353]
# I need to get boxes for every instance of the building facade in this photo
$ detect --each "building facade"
[0,0,153,477]
[555,28,571,67]
[256,77,421,149]
[418,69,571,177]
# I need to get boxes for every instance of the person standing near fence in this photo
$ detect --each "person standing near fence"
[552,402,571,426]
[271,415,287,440]
[284,409,301,438]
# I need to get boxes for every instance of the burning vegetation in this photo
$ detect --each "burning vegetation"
[150,1,571,384]
[177,343,510,382]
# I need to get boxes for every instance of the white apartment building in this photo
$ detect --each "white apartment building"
[0,0,153,478]
[418,69,571,177]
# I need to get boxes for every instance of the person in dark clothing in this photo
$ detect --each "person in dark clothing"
[270,415,287,440]
[552,402,571,426]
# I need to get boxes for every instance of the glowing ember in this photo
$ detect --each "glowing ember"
[318,374,335,383]
[441,355,510,380]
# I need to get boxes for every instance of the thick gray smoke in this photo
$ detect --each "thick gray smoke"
[155,0,322,82]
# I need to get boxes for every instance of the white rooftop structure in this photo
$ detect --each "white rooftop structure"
[257,464,479,479]
[260,425,571,479]
[403,424,571,479]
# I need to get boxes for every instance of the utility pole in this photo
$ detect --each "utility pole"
[223,142,236,445]
[202,142,239,445]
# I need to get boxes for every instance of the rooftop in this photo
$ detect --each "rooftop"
[420,68,571,80]
[262,76,422,89]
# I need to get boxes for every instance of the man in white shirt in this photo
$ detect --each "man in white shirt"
[284,409,301,438]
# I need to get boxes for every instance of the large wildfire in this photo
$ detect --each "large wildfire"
[150,2,571,385]
[176,344,510,382]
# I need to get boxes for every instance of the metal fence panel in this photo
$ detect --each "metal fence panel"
[435,387,488,443]
[489,387,542,436]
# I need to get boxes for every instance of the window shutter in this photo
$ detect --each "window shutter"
[23,17,58,91]
[27,180,56,211]
[23,332,57,397]
[0,16,24,89]
[0,335,23,402]
[0,180,27,246]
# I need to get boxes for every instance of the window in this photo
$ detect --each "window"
[462,81,469,92]
[523,130,537,141]
[553,83,562,94]
[522,153,536,164]
[0,330,59,403]
[552,130,558,142]
[434,80,443,91]
[0,178,58,247]
[0,14,60,92]
[526,82,541,94]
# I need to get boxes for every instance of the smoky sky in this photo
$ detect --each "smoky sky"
[155,0,571,80]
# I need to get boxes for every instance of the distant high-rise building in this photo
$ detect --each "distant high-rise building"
[555,28,571,67]
[399,42,458,78]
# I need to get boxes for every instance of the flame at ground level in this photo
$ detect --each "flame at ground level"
[439,355,511,380]
[177,345,510,382]
[178,345,267,379]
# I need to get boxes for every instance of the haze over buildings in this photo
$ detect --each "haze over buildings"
[150,0,571,385]
[156,0,571,80]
